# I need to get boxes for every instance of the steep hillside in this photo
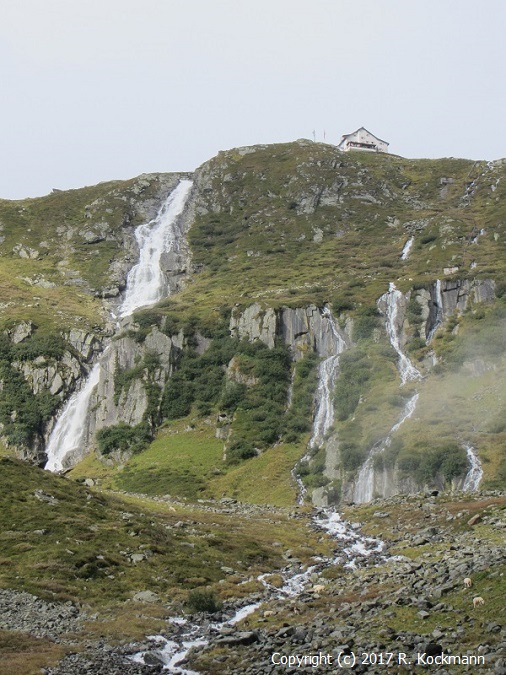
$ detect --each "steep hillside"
[1,141,505,497]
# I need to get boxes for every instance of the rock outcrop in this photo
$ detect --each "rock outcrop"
[230,303,351,359]
[424,278,496,340]
[81,328,184,457]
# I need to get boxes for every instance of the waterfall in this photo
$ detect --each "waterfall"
[353,393,419,504]
[462,443,483,492]
[293,308,346,505]
[45,179,193,471]
[119,179,193,317]
[308,308,347,448]
[400,236,414,260]
[380,282,422,385]
[426,279,443,343]
[352,283,422,503]
[44,363,102,472]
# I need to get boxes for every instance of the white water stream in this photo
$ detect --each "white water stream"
[45,180,193,471]
[44,362,102,472]
[353,393,419,504]
[309,308,347,449]
[400,236,414,260]
[119,179,193,317]
[462,443,483,492]
[132,512,386,672]
[426,279,443,344]
[352,282,423,503]
[133,305,387,672]
[380,282,422,385]
[292,308,346,504]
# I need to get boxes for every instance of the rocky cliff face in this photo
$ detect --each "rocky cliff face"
[423,278,496,340]
[2,175,196,465]
[1,325,102,465]
[85,328,183,447]
[230,303,352,358]
[329,279,497,506]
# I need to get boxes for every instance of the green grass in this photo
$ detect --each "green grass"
[113,420,225,499]
[0,173,176,332]
[0,630,68,675]
[70,417,308,507]
[0,456,332,618]
[207,440,307,506]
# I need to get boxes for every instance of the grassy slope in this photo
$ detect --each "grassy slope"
[0,174,174,332]
[1,146,506,671]
[0,456,330,603]
[66,144,506,497]
[69,417,305,507]
[174,144,506,317]
[0,457,331,667]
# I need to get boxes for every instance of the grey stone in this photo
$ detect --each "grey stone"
[132,591,159,603]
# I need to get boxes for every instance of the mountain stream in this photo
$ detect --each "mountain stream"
[132,281,483,671]
[132,308,385,672]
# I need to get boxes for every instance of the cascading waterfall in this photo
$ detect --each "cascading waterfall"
[380,282,422,385]
[44,363,102,472]
[462,443,483,492]
[119,179,193,317]
[133,306,389,672]
[352,283,422,503]
[293,308,346,504]
[426,279,443,343]
[45,179,193,472]
[309,308,347,448]
[400,236,414,260]
[353,393,419,504]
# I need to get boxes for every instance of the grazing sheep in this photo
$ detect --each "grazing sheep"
[312,584,326,594]
[473,596,485,608]
[464,577,473,588]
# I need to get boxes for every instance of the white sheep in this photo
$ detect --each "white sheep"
[473,596,485,608]
[312,584,326,594]
[464,577,473,588]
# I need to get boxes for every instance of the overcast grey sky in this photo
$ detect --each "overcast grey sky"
[1,0,505,199]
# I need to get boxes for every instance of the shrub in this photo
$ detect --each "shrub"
[415,443,468,484]
[340,442,367,471]
[186,589,222,614]
[226,439,257,464]
[406,297,423,325]
[161,314,181,337]
[495,281,506,298]
[11,332,66,361]
[96,423,151,455]
[406,337,426,354]
[132,310,161,330]
[284,352,319,441]
[332,297,354,314]
[334,350,371,420]
[397,452,421,472]
[353,313,379,341]
[0,351,60,447]
[162,375,195,419]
